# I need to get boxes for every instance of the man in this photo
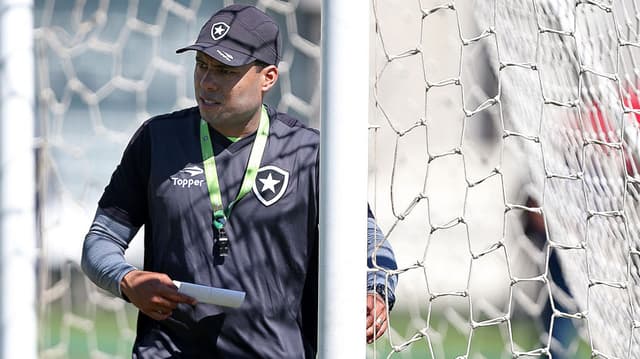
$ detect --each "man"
[81,4,397,358]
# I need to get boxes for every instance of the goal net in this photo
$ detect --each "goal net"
[370,0,640,358]
[30,0,639,358]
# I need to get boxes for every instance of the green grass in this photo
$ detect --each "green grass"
[39,301,137,358]
[367,311,592,358]
[40,303,591,358]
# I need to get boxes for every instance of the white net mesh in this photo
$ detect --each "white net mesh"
[370,0,640,358]
[35,0,320,357]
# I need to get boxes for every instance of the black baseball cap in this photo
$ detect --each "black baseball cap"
[176,4,281,67]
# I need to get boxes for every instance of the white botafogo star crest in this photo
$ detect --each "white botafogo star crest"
[252,165,289,207]
[213,25,226,36]
[210,22,229,40]
[259,173,280,194]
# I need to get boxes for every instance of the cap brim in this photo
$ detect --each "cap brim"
[176,43,256,67]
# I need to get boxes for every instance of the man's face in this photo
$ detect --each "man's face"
[194,52,268,129]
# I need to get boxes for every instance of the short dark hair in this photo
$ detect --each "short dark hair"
[253,60,270,69]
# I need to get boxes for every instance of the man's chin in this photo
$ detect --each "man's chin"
[199,109,224,124]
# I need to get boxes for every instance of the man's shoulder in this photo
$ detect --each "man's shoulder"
[143,106,200,129]
[267,105,319,141]
[122,107,199,149]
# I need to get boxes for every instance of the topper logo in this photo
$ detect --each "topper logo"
[170,165,205,188]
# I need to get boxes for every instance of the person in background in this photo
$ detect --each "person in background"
[522,196,577,359]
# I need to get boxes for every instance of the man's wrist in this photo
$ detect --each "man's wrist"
[367,283,395,310]
[118,268,139,302]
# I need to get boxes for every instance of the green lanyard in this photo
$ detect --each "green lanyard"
[199,105,270,253]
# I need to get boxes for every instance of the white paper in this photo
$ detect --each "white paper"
[173,280,245,308]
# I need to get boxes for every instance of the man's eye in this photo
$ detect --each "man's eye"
[217,68,234,75]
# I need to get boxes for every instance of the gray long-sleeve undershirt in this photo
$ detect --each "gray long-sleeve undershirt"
[82,208,398,305]
[81,207,138,298]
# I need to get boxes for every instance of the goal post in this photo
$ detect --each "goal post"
[318,0,369,357]
[0,0,37,358]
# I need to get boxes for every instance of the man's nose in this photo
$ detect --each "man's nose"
[200,70,218,91]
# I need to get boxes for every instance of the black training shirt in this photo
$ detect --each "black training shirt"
[99,105,319,358]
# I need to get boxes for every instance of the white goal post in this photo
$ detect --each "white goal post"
[318,0,369,357]
[0,0,37,358]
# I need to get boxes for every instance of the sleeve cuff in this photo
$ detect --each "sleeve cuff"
[115,265,138,301]
[368,283,396,311]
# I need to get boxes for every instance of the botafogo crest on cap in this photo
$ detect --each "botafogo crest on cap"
[211,22,230,41]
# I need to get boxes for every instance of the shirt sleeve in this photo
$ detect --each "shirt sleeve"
[367,210,398,310]
[82,121,151,297]
[98,121,151,227]
[300,139,320,355]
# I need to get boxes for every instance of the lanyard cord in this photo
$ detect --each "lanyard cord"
[200,105,270,231]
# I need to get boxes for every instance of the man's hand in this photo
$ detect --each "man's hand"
[366,292,388,343]
[120,270,197,321]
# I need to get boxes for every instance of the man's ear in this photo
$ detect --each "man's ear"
[261,65,278,92]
